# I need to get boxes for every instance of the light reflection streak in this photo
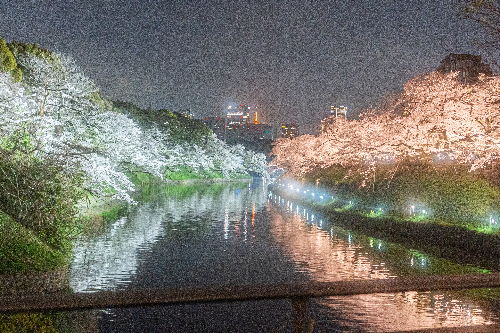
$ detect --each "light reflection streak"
[268,197,498,331]
[71,182,269,292]
[252,202,255,228]
[243,211,248,242]
[224,206,229,240]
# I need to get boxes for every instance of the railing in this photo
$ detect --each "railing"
[2,273,500,332]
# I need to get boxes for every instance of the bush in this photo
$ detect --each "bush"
[0,38,16,72]
[420,173,498,222]
[0,128,84,253]
[306,161,500,224]
[0,313,57,333]
[0,37,21,81]
[0,210,66,273]
[369,162,500,222]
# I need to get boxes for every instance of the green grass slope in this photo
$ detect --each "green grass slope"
[0,210,67,274]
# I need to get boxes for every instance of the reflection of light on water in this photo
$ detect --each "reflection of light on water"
[224,206,229,240]
[268,201,498,331]
[71,182,269,293]
[324,292,496,332]
[269,206,393,281]
[70,204,167,292]
[252,202,255,228]
[243,211,248,242]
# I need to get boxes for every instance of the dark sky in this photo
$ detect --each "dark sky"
[1,0,492,133]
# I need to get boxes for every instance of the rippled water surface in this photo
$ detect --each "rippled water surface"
[68,181,500,332]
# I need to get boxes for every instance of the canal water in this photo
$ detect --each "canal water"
[67,180,500,332]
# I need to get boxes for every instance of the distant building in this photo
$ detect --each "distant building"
[203,117,225,140]
[281,123,299,139]
[226,105,251,127]
[225,105,252,139]
[330,105,347,120]
[242,123,274,141]
[204,104,275,142]
[436,53,492,83]
[322,105,347,133]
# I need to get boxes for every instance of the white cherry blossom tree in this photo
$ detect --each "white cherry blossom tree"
[1,49,269,205]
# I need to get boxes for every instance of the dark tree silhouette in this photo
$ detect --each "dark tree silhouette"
[461,0,500,50]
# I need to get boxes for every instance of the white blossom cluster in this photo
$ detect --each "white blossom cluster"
[0,52,268,203]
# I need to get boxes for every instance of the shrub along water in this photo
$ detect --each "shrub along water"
[0,127,85,271]
[0,211,67,273]
[304,160,500,229]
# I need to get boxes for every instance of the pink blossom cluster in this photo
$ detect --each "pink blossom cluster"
[272,71,500,179]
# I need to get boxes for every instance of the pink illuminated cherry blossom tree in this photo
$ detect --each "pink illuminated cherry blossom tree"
[271,71,500,184]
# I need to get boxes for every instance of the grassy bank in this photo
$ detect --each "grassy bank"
[131,171,254,201]
[0,166,253,275]
[165,166,225,180]
[302,162,500,234]
[0,211,67,274]
[164,166,252,181]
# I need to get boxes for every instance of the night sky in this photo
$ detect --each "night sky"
[1,0,492,133]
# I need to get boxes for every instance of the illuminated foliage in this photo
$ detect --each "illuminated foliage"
[272,71,500,182]
[0,45,268,206]
[0,38,21,82]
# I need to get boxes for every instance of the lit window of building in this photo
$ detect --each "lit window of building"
[281,123,299,139]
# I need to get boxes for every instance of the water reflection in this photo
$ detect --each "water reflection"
[268,194,499,332]
[70,181,306,332]
[68,181,500,331]
[70,182,270,292]
[70,203,168,292]
[269,204,394,281]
